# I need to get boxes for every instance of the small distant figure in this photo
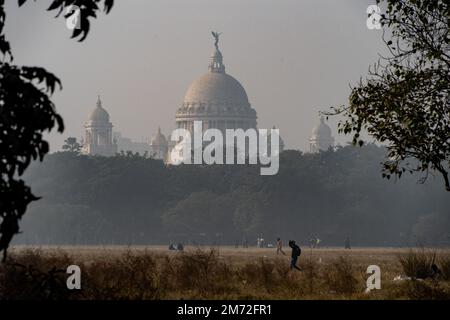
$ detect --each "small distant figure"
[256,237,265,248]
[243,237,248,248]
[168,242,184,251]
[316,238,321,248]
[276,237,286,255]
[288,240,302,271]
[345,237,351,249]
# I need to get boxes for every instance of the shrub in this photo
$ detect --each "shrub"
[401,279,450,300]
[300,258,320,295]
[83,250,162,299]
[239,258,278,292]
[0,249,75,300]
[439,255,450,281]
[398,249,436,279]
[322,256,358,295]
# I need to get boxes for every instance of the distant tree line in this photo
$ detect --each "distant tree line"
[14,145,450,247]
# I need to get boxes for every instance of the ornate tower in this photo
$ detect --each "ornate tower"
[309,116,334,153]
[82,96,117,156]
[150,127,168,160]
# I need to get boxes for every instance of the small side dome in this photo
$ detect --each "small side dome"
[183,72,250,107]
[311,116,332,137]
[150,127,167,146]
[88,96,110,122]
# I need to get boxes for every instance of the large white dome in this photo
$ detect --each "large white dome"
[175,34,257,132]
[183,72,250,107]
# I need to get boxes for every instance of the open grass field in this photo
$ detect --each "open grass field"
[1,246,450,300]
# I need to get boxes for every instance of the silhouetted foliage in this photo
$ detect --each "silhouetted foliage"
[0,0,114,261]
[62,137,81,154]
[329,0,450,191]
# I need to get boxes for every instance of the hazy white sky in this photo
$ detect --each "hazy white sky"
[5,0,384,151]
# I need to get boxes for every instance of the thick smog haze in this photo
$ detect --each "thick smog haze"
[5,0,384,151]
[2,0,450,303]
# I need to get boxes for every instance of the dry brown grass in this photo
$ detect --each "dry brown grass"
[1,246,449,300]
[322,256,358,295]
[398,248,437,279]
[439,256,450,281]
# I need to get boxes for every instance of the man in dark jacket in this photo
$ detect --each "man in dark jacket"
[288,240,302,271]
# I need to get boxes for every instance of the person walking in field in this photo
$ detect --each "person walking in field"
[276,237,285,255]
[288,240,302,271]
[345,236,351,249]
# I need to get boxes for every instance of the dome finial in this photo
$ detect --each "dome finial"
[211,31,222,50]
[209,31,225,73]
[97,95,102,108]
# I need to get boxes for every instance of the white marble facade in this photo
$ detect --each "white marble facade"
[82,97,117,157]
